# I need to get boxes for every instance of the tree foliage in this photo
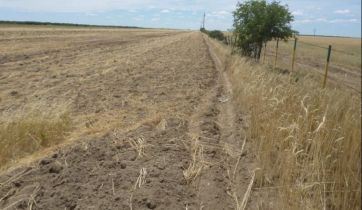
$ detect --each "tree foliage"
[200,28,226,42]
[207,30,226,41]
[233,0,296,59]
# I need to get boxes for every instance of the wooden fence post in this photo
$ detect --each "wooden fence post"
[291,38,298,72]
[322,45,332,88]
[231,35,237,54]
[263,42,267,64]
[274,39,279,69]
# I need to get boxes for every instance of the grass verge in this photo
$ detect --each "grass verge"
[208,36,361,209]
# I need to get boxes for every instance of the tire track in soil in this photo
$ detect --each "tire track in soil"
[187,36,256,210]
[186,39,234,208]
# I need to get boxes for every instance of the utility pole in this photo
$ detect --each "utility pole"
[202,12,206,29]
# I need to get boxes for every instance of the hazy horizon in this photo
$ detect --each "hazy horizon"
[0,0,361,37]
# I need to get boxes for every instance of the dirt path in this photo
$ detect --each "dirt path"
[192,37,255,210]
[0,31,253,210]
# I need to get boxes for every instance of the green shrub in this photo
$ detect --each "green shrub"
[207,30,226,42]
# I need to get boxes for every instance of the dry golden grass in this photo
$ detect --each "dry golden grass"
[209,37,361,209]
[0,105,71,167]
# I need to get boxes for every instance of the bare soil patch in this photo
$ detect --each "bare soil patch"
[0,28,252,209]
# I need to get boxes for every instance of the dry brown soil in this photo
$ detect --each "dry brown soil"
[0,27,254,209]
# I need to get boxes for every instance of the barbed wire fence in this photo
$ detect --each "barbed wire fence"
[223,35,361,93]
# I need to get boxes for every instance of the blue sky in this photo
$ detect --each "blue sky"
[0,0,360,37]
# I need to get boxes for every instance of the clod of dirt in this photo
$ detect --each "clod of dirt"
[13,181,22,187]
[120,162,127,169]
[155,163,165,170]
[146,199,157,209]
[52,153,59,159]
[40,158,53,165]
[9,90,18,96]
[16,200,27,208]
[66,202,77,210]
[161,147,170,152]
[129,154,137,161]
[49,164,63,174]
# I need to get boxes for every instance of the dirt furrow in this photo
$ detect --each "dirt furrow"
[201,36,256,210]
[0,32,221,210]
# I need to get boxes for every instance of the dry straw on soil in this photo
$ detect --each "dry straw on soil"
[183,137,205,183]
[208,37,361,209]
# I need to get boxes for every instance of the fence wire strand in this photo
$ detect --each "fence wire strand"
[297,40,329,50]
[289,39,358,56]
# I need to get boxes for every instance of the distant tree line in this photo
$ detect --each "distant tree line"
[0,20,142,29]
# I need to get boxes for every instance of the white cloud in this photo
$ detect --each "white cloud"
[329,18,358,23]
[0,0,238,13]
[132,15,145,21]
[161,9,170,13]
[316,18,327,22]
[294,17,359,24]
[151,17,160,21]
[292,10,303,16]
[218,10,229,15]
[85,12,97,16]
[294,19,312,23]
[334,9,351,14]
[305,5,321,11]
[207,10,231,19]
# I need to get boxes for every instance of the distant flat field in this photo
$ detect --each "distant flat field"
[264,35,361,92]
[0,26,184,115]
[282,35,360,70]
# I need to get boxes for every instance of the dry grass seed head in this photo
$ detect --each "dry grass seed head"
[183,137,205,183]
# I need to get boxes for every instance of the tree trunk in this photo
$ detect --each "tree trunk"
[256,42,263,61]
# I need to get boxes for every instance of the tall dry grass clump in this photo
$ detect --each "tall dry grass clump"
[0,105,71,168]
[208,37,361,209]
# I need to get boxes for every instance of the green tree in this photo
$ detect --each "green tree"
[233,0,295,60]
